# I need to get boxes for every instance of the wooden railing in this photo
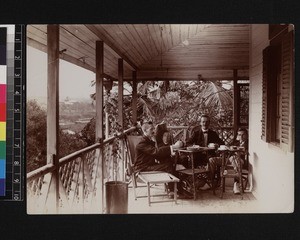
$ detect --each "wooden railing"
[27,126,137,214]
[168,126,235,146]
[27,125,234,214]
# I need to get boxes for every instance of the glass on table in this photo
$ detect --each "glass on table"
[208,143,219,149]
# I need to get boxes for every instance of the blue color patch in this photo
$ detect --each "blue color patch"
[0,159,5,178]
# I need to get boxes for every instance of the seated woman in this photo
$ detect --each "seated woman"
[155,122,187,167]
[155,122,173,147]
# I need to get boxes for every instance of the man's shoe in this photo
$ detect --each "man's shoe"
[199,183,211,190]
[177,189,193,199]
[233,182,240,194]
[177,192,193,199]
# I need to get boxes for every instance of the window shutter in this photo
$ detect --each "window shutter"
[261,47,268,141]
[280,31,294,152]
[261,46,272,142]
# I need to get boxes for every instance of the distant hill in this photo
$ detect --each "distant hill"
[27,96,94,109]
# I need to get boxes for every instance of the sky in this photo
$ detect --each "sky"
[27,46,95,102]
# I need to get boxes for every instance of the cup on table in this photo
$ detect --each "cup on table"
[219,145,227,150]
[208,143,218,149]
[230,146,238,150]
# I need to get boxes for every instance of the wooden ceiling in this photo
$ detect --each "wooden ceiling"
[27,24,249,81]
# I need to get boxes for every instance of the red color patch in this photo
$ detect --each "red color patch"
[0,103,5,121]
[0,84,6,103]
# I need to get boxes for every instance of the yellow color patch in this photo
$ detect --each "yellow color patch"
[0,122,6,141]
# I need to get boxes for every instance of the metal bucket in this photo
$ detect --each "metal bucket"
[105,181,128,214]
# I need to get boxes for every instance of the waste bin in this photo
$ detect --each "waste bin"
[105,181,128,214]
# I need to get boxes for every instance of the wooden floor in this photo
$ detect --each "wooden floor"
[128,179,257,214]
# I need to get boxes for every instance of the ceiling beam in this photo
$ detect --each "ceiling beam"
[139,66,249,71]
[123,76,249,81]
[84,25,138,71]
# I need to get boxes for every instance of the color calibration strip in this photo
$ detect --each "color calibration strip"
[0,25,24,201]
[12,25,24,201]
[0,27,7,196]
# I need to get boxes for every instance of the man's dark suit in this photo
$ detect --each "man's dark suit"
[134,135,173,173]
[186,126,224,147]
[185,126,224,166]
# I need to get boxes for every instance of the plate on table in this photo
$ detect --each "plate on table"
[218,146,228,151]
[187,145,202,151]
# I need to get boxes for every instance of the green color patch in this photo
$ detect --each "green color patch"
[0,141,6,159]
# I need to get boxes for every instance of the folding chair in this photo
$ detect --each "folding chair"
[125,135,179,205]
[242,151,252,191]
[125,135,145,199]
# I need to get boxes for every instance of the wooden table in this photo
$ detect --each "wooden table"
[218,148,245,199]
[177,147,213,200]
[138,172,179,206]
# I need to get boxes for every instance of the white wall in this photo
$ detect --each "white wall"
[248,24,294,213]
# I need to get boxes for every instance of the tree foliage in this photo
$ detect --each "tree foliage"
[82,80,233,145]
[136,80,233,128]
[26,100,47,172]
[27,100,87,173]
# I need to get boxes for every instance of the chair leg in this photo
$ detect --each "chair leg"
[211,173,216,195]
[174,182,177,204]
[147,182,151,206]
[242,176,247,191]
[220,177,224,199]
[132,174,137,200]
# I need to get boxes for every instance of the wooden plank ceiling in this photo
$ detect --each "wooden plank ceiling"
[27,24,249,81]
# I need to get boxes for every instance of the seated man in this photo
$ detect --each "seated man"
[134,121,192,198]
[184,114,224,190]
[134,121,179,173]
[208,127,248,194]
[186,114,224,167]
[229,128,248,194]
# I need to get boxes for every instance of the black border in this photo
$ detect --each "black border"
[0,0,299,239]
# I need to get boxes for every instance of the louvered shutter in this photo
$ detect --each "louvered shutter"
[261,47,268,141]
[280,31,294,152]
[261,46,272,142]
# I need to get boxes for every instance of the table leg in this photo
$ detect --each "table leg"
[174,182,177,204]
[220,152,225,199]
[147,182,151,206]
[191,153,197,200]
[237,152,243,200]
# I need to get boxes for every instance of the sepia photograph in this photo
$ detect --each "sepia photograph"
[26,24,294,214]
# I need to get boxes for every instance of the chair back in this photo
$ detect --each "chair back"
[126,135,143,166]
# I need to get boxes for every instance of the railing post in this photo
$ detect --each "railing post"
[183,128,187,143]
[118,59,124,129]
[54,154,60,213]
[95,41,104,212]
[47,25,60,213]
[82,158,85,212]
[118,59,125,181]
[132,71,137,124]
[233,69,239,135]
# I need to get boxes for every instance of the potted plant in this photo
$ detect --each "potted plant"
[104,95,128,214]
